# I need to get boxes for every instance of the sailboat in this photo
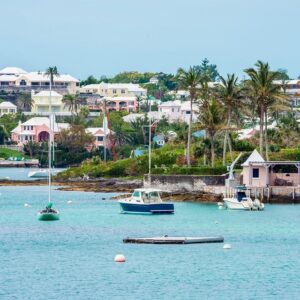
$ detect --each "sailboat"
[38,73,60,221]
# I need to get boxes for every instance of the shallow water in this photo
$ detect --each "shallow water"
[0,186,300,299]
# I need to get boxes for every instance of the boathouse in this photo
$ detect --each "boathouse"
[242,149,300,188]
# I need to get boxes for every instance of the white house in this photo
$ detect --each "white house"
[0,67,80,94]
[0,101,17,116]
[158,100,198,123]
[80,82,147,97]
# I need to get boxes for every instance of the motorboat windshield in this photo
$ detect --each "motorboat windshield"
[236,191,247,202]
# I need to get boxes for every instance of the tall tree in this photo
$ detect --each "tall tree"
[196,58,219,82]
[17,92,33,111]
[244,61,285,159]
[198,98,225,167]
[62,94,81,121]
[176,66,202,167]
[217,74,243,165]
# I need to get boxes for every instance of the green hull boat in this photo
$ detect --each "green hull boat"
[38,211,60,221]
[38,202,60,221]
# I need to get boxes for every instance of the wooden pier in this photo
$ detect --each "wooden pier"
[123,236,224,244]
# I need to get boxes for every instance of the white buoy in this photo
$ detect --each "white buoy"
[5,176,10,180]
[67,200,73,204]
[24,203,30,208]
[114,254,126,263]
[223,243,232,250]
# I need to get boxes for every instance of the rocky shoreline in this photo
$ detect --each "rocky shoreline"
[0,178,223,203]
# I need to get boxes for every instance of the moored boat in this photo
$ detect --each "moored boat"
[119,188,174,214]
[38,202,60,221]
[223,186,264,211]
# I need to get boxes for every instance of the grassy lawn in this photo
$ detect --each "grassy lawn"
[0,148,28,159]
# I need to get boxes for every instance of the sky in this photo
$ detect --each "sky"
[1,0,300,80]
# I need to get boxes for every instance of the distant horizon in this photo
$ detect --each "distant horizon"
[1,0,300,80]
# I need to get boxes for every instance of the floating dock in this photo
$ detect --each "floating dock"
[123,236,224,244]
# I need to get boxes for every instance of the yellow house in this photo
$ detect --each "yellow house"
[31,90,68,113]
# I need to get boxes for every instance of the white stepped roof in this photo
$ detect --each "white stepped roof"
[98,82,146,92]
[0,101,17,108]
[0,74,18,82]
[18,72,79,83]
[33,91,62,97]
[159,100,181,107]
[0,67,27,75]
[20,117,69,131]
[241,149,265,166]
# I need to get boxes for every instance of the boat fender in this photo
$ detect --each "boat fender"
[223,244,232,250]
[114,254,126,263]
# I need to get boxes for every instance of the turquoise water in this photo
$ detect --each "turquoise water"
[1,186,300,299]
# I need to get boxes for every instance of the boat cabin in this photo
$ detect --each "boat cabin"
[131,189,163,204]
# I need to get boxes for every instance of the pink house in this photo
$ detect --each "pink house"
[11,117,69,146]
[242,149,300,187]
[88,97,137,113]
[86,127,111,149]
[11,117,112,151]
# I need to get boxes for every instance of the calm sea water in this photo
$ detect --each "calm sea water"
[1,186,300,300]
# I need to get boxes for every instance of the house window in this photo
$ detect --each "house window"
[113,89,117,94]
[97,136,104,141]
[186,111,191,114]
[172,108,174,112]
[20,80,27,86]
[121,89,125,94]
[252,168,259,178]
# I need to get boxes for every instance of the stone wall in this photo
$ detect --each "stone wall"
[144,174,226,192]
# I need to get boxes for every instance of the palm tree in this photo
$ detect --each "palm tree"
[17,92,33,111]
[217,74,243,165]
[244,61,287,159]
[62,94,81,121]
[198,98,225,167]
[136,95,143,112]
[45,66,59,86]
[176,66,202,167]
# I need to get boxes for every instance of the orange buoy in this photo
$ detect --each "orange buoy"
[114,254,126,262]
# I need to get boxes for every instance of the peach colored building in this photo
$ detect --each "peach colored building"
[11,117,111,151]
[11,117,69,146]
[242,149,300,187]
[88,96,137,113]
[86,127,111,149]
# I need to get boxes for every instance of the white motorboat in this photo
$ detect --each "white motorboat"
[28,169,49,178]
[28,168,64,178]
[223,186,264,211]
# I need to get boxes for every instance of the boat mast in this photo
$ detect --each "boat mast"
[148,99,151,186]
[48,78,52,203]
